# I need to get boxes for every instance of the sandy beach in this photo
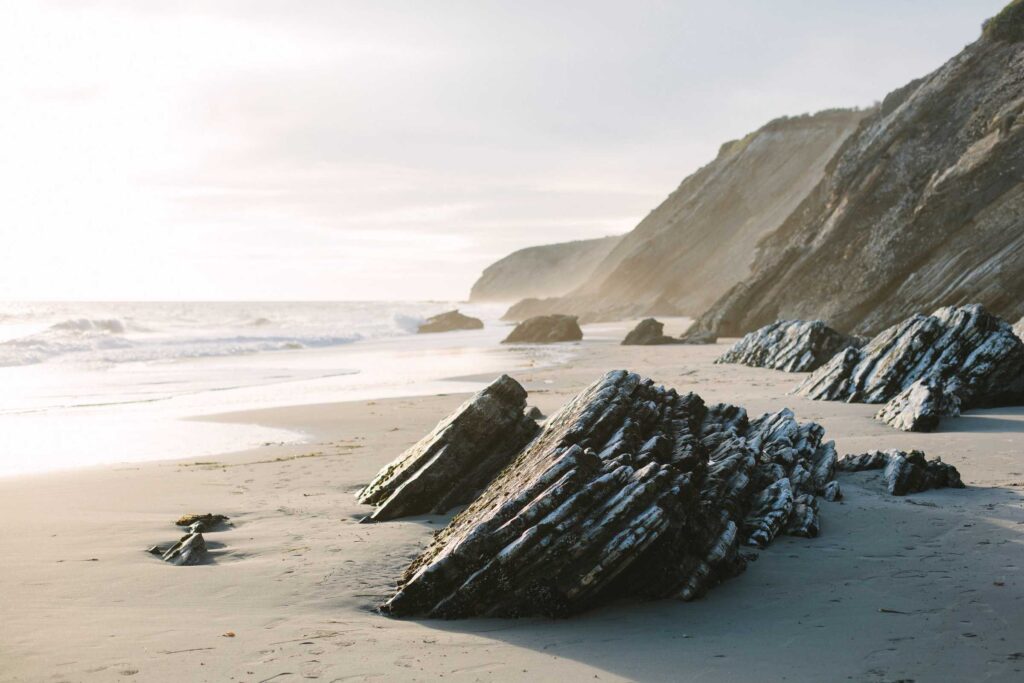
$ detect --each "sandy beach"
[2,319,1022,682]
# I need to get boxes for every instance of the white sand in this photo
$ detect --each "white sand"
[2,322,1023,682]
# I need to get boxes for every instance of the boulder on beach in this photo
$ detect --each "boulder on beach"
[501,314,583,344]
[836,449,963,496]
[356,375,539,522]
[621,318,681,346]
[797,304,1024,431]
[380,370,842,619]
[715,320,860,373]
[416,310,484,334]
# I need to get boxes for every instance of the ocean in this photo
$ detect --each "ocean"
[0,301,572,476]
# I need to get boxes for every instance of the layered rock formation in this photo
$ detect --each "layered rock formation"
[621,318,681,346]
[380,370,841,619]
[502,315,583,344]
[694,18,1024,337]
[416,310,483,334]
[470,236,622,303]
[715,320,859,372]
[357,375,539,522]
[836,450,964,496]
[797,305,1024,431]
[495,109,867,322]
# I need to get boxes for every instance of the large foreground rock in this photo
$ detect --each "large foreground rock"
[502,315,583,344]
[380,370,841,619]
[357,375,539,522]
[797,304,1024,431]
[836,449,963,496]
[715,320,859,372]
[621,318,681,346]
[416,310,484,334]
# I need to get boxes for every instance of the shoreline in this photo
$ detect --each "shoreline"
[2,329,1023,681]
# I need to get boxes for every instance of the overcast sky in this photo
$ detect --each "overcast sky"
[1,0,1007,301]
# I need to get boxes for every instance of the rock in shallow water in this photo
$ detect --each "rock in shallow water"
[621,318,681,346]
[836,449,964,496]
[416,310,484,334]
[797,304,1024,431]
[502,315,583,344]
[357,375,539,522]
[715,319,860,372]
[380,370,842,619]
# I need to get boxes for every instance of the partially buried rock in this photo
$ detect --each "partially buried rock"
[621,318,681,346]
[797,304,1024,431]
[380,370,841,619]
[417,310,484,334]
[161,532,207,566]
[357,375,539,522]
[502,314,583,344]
[836,449,964,496]
[716,320,860,373]
[175,513,229,534]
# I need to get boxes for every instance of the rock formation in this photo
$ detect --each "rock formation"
[469,236,622,303]
[693,16,1024,337]
[151,513,230,566]
[797,305,1024,431]
[836,449,964,496]
[502,315,583,344]
[621,318,681,346]
[175,513,229,534]
[495,110,867,322]
[416,310,484,334]
[357,375,539,522]
[380,370,841,619]
[715,320,859,372]
[1014,316,1024,341]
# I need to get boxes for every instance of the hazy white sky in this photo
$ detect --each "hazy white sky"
[1,0,1007,301]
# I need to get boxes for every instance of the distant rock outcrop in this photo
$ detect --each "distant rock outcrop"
[470,236,622,303]
[357,375,539,522]
[502,315,583,344]
[496,109,867,322]
[416,310,484,334]
[797,305,1024,431]
[621,318,681,346]
[836,449,964,496]
[380,370,842,619]
[715,320,859,372]
[693,22,1024,337]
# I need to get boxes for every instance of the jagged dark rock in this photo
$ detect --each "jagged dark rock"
[715,320,860,372]
[797,305,1024,431]
[357,375,539,522]
[502,315,583,344]
[175,513,229,533]
[836,449,964,496]
[380,370,841,619]
[416,310,484,334]
[161,533,207,566]
[621,318,681,346]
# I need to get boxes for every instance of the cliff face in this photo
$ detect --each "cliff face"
[695,27,1024,337]
[468,235,621,302]
[495,109,866,321]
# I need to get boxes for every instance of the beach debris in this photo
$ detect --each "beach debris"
[380,370,842,619]
[797,304,1024,431]
[357,375,540,522]
[716,319,860,372]
[161,532,207,566]
[416,310,484,334]
[525,405,545,420]
[175,513,230,533]
[621,318,682,346]
[836,449,964,496]
[502,314,583,344]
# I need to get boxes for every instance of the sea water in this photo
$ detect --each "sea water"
[0,301,573,476]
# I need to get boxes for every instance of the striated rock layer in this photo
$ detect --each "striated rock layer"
[381,370,840,619]
[357,376,539,522]
[502,315,583,344]
[715,320,860,372]
[836,449,964,496]
[797,304,1024,431]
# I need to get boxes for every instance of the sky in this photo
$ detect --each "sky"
[0,0,1008,301]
